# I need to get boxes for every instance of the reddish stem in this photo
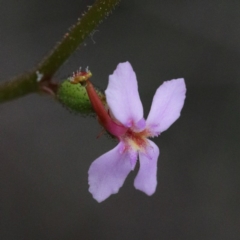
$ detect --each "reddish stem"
[85,80,127,137]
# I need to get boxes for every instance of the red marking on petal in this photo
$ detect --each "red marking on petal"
[123,128,149,151]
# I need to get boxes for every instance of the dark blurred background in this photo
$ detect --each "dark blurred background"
[0,0,240,239]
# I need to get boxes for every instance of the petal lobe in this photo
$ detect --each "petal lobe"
[88,143,132,202]
[105,62,144,126]
[147,78,186,134]
[134,140,159,195]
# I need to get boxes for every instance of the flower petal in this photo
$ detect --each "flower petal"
[146,78,186,135]
[105,62,144,127]
[88,142,134,202]
[134,140,159,195]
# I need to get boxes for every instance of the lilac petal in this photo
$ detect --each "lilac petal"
[105,62,144,127]
[135,118,146,132]
[146,78,186,135]
[128,148,138,170]
[88,142,134,202]
[134,140,159,195]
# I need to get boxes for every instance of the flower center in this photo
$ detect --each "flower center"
[122,129,149,152]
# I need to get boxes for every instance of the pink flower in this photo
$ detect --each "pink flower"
[87,62,186,202]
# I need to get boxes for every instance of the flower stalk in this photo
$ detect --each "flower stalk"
[83,79,128,137]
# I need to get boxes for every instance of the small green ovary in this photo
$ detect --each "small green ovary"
[57,80,94,114]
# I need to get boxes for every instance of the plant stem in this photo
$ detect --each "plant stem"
[0,72,39,103]
[0,0,121,104]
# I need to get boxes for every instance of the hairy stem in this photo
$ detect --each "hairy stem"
[0,0,121,104]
